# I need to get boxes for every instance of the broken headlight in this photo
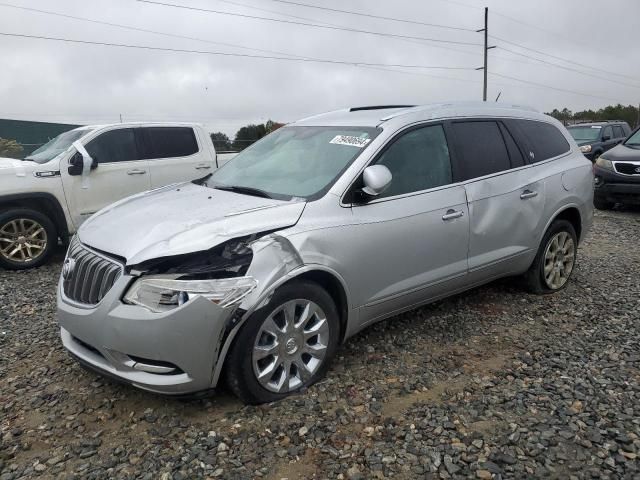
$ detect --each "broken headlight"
[124,236,260,313]
[124,275,257,313]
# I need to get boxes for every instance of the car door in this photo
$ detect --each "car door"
[142,126,214,188]
[450,119,546,278]
[601,125,618,153]
[61,127,151,228]
[347,123,470,325]
[613,125,626,145]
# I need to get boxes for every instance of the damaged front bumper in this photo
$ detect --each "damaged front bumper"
[57,273,238,395]
[56,233,309,396]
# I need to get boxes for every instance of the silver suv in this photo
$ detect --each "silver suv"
[57,103,593,404]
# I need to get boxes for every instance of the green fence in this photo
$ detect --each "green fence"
[0,118,80,157]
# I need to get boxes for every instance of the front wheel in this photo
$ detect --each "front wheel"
[524,220,577,294]
[226,280,340,404]
[0,209,56,270]
[593,196,614,210]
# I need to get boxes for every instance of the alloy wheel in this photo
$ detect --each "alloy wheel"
[543,231,575,290]
[252,299,330,393]
[0,218,48,263]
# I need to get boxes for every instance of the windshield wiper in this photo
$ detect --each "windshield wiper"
[214,184,273,199]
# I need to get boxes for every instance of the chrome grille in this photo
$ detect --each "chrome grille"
[62,239,122,305]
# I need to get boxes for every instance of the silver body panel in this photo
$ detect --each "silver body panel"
[57,103,594,395]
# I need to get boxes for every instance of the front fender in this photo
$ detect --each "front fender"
[210,234,353,386]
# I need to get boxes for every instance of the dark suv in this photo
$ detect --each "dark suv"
[593,126,640,209]
[567,121,631,161]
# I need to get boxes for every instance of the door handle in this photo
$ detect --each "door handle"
[127,169,147,175]
[195,164,212,170]
[442,209,464,221]
[520,190,538,200]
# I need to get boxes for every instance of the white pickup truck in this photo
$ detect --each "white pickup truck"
[0,122,234,269]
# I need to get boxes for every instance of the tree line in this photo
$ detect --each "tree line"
[211,119,284,152]
[546,104,640,127]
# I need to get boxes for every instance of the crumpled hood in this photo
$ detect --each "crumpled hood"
[78,182,306,265]
[602,144,640,161]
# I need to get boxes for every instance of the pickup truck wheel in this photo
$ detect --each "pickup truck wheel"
[226,280,339,405]
[524,219,577,294]
[0,209,56,270]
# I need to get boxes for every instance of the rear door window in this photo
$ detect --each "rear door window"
[143,127,199,159]
[451,121,511,180]
[86,128,140,164]
[613,125,625,138]
[499,123,526,168]
[512,120,570,163]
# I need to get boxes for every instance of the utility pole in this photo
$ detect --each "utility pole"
[476,7,496,101]
[637,103,639,128]
[119,113,123,123]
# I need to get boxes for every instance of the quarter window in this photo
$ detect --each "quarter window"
[512,120,570,162]
[144,127,199,159]
[375,125,452,198]
[86,128,139,163]
[452,121,511,180]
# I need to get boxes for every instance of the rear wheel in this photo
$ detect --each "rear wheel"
[524,219,577,294]
[226,280,339,404]
[0,209,56,270]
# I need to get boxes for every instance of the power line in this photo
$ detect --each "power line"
[433,0,639,84]
[0,2,304,60]
[136,0,482,47]
[497,45,640,90]
[0,32,477,70]
[0,0,484,80]
[490,72,630,104]
[268,0,476,32]
[490,35,640,83]
[435,0,609,51]
[215,0,354,25]
[214,0,486,65]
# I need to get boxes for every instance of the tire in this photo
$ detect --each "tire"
[593,196,614,210]
[524,219,577,295]
[226,280,340,405]
[0,208,57,270]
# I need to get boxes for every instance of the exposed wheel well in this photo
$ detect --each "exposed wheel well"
[0,194,69,242]
[294,270,349,342]
[553,207,582,242]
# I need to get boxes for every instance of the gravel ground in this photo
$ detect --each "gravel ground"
[1,209,639,480]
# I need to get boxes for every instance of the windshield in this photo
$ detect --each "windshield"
[624,129,640,146]
[25,129,91,164]
[207,126,380,200]
[567,126,601,142]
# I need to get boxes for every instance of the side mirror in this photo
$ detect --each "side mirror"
[361,165,392,197]
[68,150,97,176]
[602,135,611,141]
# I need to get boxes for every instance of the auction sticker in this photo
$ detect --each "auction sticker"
[330,135,371,148]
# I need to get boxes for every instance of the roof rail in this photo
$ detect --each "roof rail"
[349,105,415,112]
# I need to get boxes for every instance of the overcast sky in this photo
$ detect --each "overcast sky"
[1,0,639,137]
